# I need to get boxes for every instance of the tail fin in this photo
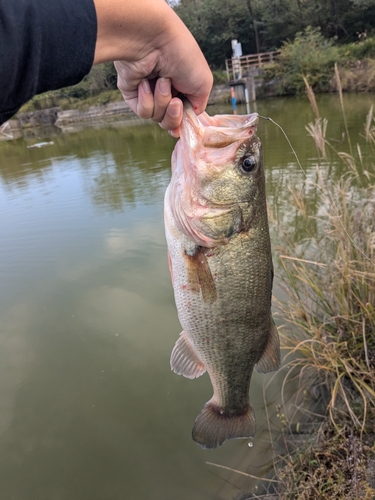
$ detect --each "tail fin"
[192,402,255,449]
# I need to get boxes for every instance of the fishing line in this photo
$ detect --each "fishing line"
[257,114,375,267]
[258,114,308,178]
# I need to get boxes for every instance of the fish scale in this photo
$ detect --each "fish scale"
[165,101,280,449]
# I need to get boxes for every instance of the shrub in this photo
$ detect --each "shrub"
[211,69,228,85]
[264,27,340,94]
[338,36,375,60]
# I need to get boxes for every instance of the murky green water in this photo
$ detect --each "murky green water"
[0,93,373,499]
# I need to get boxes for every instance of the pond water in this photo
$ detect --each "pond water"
[0,93,373,500]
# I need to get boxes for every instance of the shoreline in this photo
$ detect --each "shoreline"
[2,76,374,142]
[0,84,232,141]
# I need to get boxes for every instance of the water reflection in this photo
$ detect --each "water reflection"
[82,151,169,213]
[0,93,373,499]
[0,122,174,213]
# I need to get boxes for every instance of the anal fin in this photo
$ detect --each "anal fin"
[170,332,206,379]
[255,318,280,374]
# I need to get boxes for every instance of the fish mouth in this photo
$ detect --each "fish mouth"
[182,99,259,151]
[170,100,259,247]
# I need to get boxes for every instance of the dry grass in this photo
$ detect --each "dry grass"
[274,425,375,499]
[331,59,375,93]
[277,80,375,434]
[303,76,320,120]
[269,80,375,498]
[305,118,328,159]
[277,172,375,432]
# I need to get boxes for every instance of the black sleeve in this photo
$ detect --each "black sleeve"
[0,0,97,125]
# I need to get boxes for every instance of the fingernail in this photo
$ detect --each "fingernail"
[159,78,170,96]
[170,130,180,139]
[141,79,152,94]
[168,129,179,139]
[168,101,181,118]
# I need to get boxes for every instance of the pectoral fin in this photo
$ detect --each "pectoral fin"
[170,331,206,379]
[255,318,280,373]
[167,250,174,286]
[184,247,217,303]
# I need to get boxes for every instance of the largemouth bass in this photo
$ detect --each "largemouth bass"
[164,103,280,449]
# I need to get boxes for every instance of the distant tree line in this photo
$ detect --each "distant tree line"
[20,0,375,112]
[171,0,375,67]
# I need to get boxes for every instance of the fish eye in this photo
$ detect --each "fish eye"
[240,155,256,174]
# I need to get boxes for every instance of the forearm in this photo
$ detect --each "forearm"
[0,0,96,125]
[94,0,213,128]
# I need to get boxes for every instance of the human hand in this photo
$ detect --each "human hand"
[93,0,213,137]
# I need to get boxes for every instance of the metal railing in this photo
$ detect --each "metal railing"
[225,51,280,81]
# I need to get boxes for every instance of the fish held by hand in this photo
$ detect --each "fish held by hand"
[164,100,280,449]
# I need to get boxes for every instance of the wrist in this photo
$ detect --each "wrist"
[93,0,178,64]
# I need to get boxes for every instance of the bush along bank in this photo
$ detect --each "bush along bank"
[261,27,375,96]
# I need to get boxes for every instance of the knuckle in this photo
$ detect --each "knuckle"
[138,108,153,119]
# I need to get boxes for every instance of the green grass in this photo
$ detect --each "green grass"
[18,90,123,114]
[338,36,375,60]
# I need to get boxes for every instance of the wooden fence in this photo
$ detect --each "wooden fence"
[225,51,280,81]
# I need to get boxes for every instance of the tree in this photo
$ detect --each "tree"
[174,0,256,67]
[244,0,260,54]
[173,0,375,68]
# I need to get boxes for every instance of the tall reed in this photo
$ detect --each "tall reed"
[277,80,375,434]
[270,70,375,500]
